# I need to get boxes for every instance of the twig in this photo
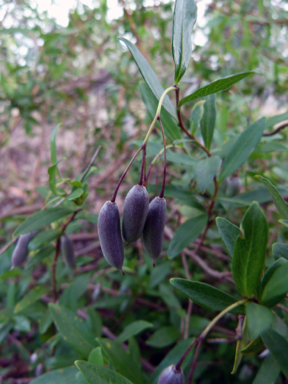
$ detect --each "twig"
[80,146,101,182]
[263,122,288,136]
[0,237,17,256]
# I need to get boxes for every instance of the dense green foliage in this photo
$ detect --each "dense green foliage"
[1,0,288,383]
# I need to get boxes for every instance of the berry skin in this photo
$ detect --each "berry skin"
[143,197,166,262]
[61,234,76,269]
[157,365,185,384]
[122,185,149,243]
[11,231,38,268]
[97,201,124,271]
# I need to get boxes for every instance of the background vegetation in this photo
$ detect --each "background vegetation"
[0,0,288,383]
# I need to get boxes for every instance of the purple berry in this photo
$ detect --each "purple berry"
[158,365,185,384]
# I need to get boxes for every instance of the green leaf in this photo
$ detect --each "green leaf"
[279,219,288,228]
[51,124,61,169]
[241,336,264,356]
[14,286,49,314]
[194,156,221,193]
[168,214,208,258]
[30,366,78,384]
[260,262,288,307]
[140,83,180,141]
[25,244,54,269]
[232,202,268,297]
[246,302,274,340]
[67,188,84,201]
[75,361,133,384]
[48,159,66,196]
[116,320,153,344]
[170,278,242,313]
[252,354,280,384]
[261,258,287,289]
[49,303,95,358]
[200,94,216,150]
[14,208,73,237]
[266,109,288,129]
[178,71,256,108]
[97,338,145,384]
[172,0,197,83]
[219,117,266,181]
[190,100,205,134]
[118,38,176,118]
[216,217,241,258]
[261,328,288,378]
[88,347,104,366]
[146,326,180,348]
[256,175,288,219]
[28,229,61,251]
[273,243,288,260]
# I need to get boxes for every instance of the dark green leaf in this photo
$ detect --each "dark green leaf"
[30,366,78,384]
[241,336,264,356]
[28,230,61,251]
[219,118,266,181]
[116,320,153,344]
[252,354,280,384]
[49,303,95,358]
[67,188,84,201]
[232,202,268,297]
[168,214,208,258]
[14,286,49,314]
[179,71,256,108]
[261,258,287,289]
[48,159,66,196]
[25,244,54,269]
[119,38,176,118]
[190,100,205,134]
[261,328,288,378]
[146,326,180,348]
[170,278,241,313]
[76,361,133,384]
[194,156,221,193]
[88,347,104,366]
[246,302,274,340]
[216,217,241,258]
[139,83,181,141]
[260,262,288,307]
[200,94,216,150]
[256,175,288,219]
[172,0,197,83]
[14,208,73,236]
[273,243,288,260]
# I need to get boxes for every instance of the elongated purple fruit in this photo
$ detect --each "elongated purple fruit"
[158,365,185,384]
[11,231,39,268]
[143,197,166,263]
[97,201,124,271]
[122,185,149,243]
[61,234,76,269]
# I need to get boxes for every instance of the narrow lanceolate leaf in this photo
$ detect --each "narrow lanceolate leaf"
[261,328,288,378]
[246,302,274,340]
[76,361,133,384]
[30,366,78,384]
[232,202,268,298]
[252,355,280,384]
[219,117,266,182]
[170,278,242,313]
[272,243,288,260]
[178,71,256,108]
[14,208,73,237]
[14,286,49,314]
[116,320,153,344]
[194,156,221,193]
[216,217,241,258]
[200,94,216,150]
[118,37,176,118]
[266,109,288,130]
[139,83,181,141]
[256,175,288,219]
[168,214,207,258]
[172,0,197,83]
[190,100,205,134]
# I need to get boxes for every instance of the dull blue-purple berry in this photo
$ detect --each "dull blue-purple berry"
[97,201,124,271]
[143,197,166,262]
[122,185,149,243]
[11,231,38,268]
[61,234,76,269]
[157,365,185,384]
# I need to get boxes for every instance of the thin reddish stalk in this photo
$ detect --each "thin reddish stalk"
[158,117,167,198]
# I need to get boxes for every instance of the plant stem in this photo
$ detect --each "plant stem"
[142,86,177,145]
[158,117,167,198]
[110,145,144,202]
[80,145,101,182]
[138,144,146,185]
[175,299,247,374]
